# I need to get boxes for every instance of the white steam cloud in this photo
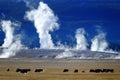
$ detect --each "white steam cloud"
[25,2,59,49]
[90,30,108,52]
[75,28,88,50]
[55,49,75,59]
[0,20,23,58]
[1,21,14,48]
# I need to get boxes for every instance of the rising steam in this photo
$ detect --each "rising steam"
[0,20,23,58]
[25,2,59,49]
[75,28,88,50]
[0,1,118,59]
[1,21,14,48]
[90,30,108,52]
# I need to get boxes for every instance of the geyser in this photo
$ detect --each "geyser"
[0,20,23,58]
[1,21,14,48]
[75,28,88,50]
[91,31,108,52]
[25,2,59,49]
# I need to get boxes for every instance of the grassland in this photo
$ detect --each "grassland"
[0,58,120,80]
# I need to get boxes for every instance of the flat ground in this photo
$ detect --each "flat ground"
[0,58,120,80]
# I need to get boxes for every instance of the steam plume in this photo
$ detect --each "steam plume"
[25,2,59,49]
[1,21,14,48]
[0,36,23,58]
[91,31,108,52]
[0,20,23,58]
[75,28,88,50]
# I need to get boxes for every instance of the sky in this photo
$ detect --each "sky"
[0,0,120,49]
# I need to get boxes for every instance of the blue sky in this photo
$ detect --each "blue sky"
[0,0,120,48]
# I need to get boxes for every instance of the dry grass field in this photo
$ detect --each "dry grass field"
[0,58,120,80]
